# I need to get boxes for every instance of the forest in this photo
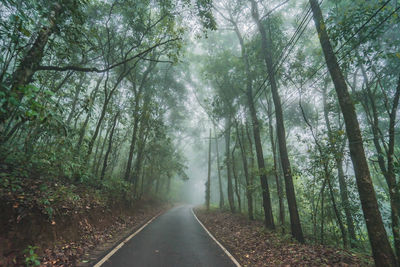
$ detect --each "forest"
[0,0,399,266]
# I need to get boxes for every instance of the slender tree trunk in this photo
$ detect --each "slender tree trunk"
[300,97,347,248]
[94,124,111,178]
[232,16,273,228]
[309,0,396,264]
[52,71,74,94]
[246,87,274,229]
[124,107,140,181]
[236,122,254,220]
[326,171,347,248]
[167,175,171,195]
[76,77,102,151]
[155,176,160,193]
[225,116,235,213]
[140,161,146,199]
[108,130,121,176]
[266,96,285,228]
[132,118,149,186]
[215,128,225,208]
[91,128,104,174]
[245,121,256,219]
[251,0,301,239]
[320,180,325,245]
[86,69,126,161]
[322,85,356,246]
[2,119,26,144]
[1,3,62,124]
[206,129,212,210]
[66,75,86,126]
[100,112,119,180]
[232,143,241,213]
[387,76,400,262]
[87,95,109,160]
[124,62,153,181]
[360,68,400,261]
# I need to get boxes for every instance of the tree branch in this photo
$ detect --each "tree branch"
[37,38,180,73]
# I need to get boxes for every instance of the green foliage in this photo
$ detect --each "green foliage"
[24,245,40,267]
[102,177,134,202]
[0,0,399,262]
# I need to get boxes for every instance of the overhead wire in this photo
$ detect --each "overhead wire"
[276,1,400,146]
[213,1,316,130]
[253,2,315,102]
[256,0,394,99]
[292,0,397,89]
[248,0,398,133]
[211,0,398,137]
[207,0,313,135]
[247,1,317,120]
[306,3,400,89]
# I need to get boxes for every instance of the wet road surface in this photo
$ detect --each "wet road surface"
[100,205,237,267]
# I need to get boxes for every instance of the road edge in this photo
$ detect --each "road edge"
[93,210,164,267]
[191,208,242,267]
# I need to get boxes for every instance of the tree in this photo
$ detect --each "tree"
[250,0,303,241]
[309,0,397,265]
[206,129,212,210]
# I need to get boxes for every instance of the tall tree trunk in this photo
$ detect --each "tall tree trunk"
[266,96,285,229]
[206,129,212,210]
[87,90,109,160]
[86,68,126,161]
[155,176,160,193]
[91,128,104,174]
[360,67,400,260]
[309,0,396,264]
[215,128,225,208]
[245,121,256,219]
[108,129,121,176]
[124,105,141,181]
[251,0,301,239]
[124,62,153,181]
[236,121,254,220]
[246,87,274,229]
[232,18,274,229]
[387,76,400,261]
[140,161,146,199]
[232,142,241,213]
[320,180,326,245]
[326,171,347,248]
[76,76,103,151]
[100,112,119,180]
[322,85,356,247]
[1,3,62,124]
[167,175,171,195]
[225,116,235,213]
[94,123,111,178]
[132,117,150,188]
[66,75,86,126]
[231,18,255,219]
[300,97,347,248]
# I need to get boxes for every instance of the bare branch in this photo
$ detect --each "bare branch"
[37,38,180,73]
[261,0,290,20]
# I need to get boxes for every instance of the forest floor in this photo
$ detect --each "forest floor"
[194,207,373,267]
[0,176,170,266]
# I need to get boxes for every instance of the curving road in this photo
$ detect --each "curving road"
[99,205,237,267]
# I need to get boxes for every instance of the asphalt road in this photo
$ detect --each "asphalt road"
[100,205,237,267]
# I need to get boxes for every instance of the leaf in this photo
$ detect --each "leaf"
[18,26,31,37]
